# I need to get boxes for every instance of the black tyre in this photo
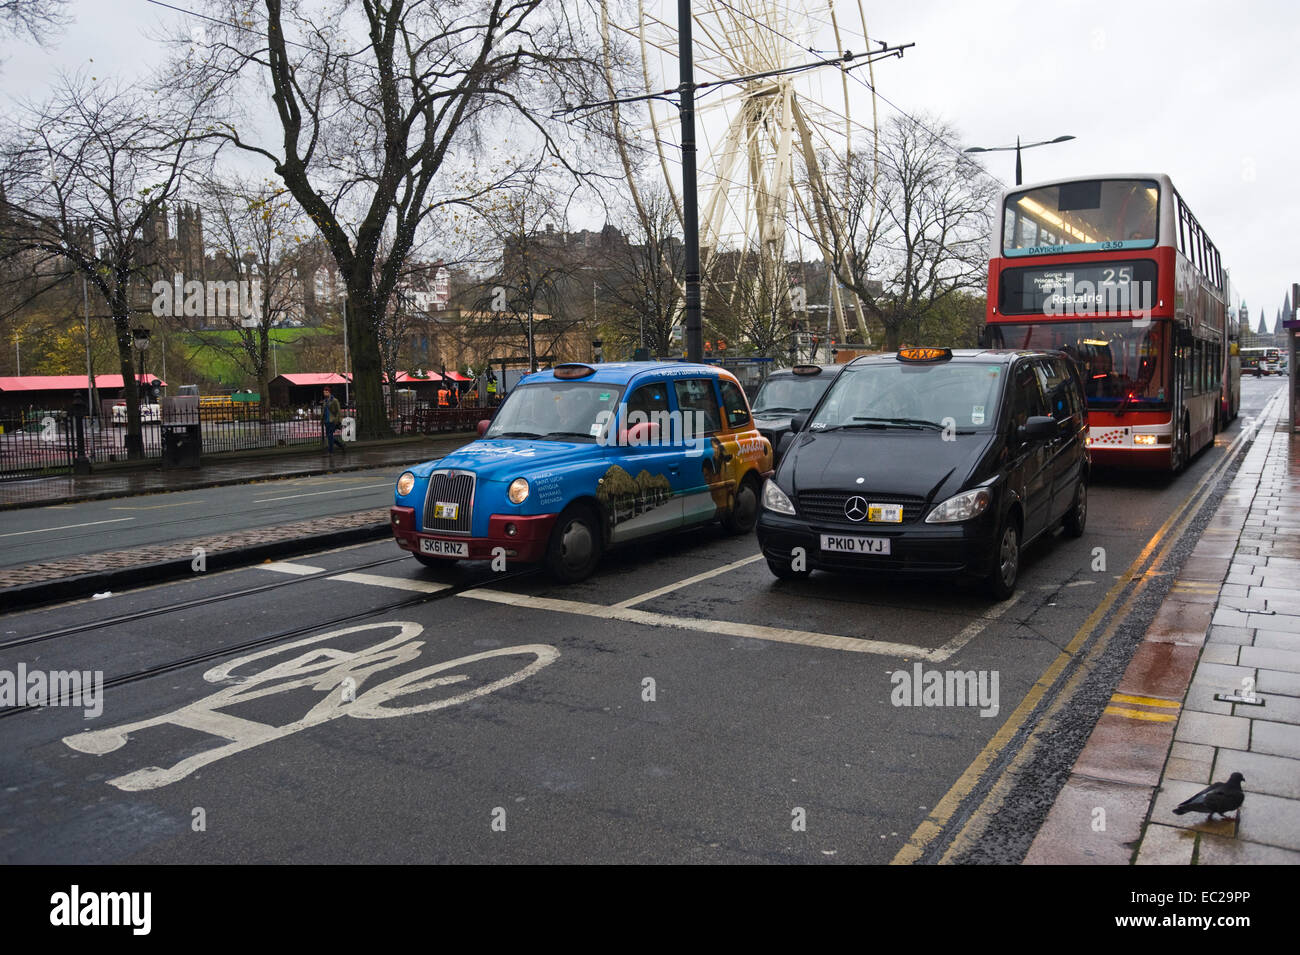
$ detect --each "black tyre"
[722,474,761,535]
[766,555,811,581]
[985,513,1020,600]
[1063,479,1087,538]
[1170,419,1191,474]
[544,503,603,584]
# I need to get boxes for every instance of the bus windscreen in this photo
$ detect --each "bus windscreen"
[1003,179,1159,257]
[984,321,1168,407]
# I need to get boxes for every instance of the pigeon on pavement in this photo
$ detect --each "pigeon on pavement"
[1172,773,1246,820]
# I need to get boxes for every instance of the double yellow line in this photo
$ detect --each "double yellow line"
[890,395,1277,865]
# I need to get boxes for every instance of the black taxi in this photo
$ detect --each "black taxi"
[755,348,1090,598]
[750,363,839,465]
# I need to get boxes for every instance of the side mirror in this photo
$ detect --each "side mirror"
[777,432,795,460]
[1019,415,1058,443]
[789,414,807,434]
[477,419,491,436]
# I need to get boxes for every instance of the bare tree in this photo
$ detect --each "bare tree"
[0,0,71,46]
[464,181,588,371]
[169,0,612,439]
[599,187,683,358]
[188,176,309,419]
[816,114,997,351]
[0,75,212,457]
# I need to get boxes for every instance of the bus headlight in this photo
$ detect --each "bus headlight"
[508,478,530,504]
[396,471,416,496]
[1134,434,1158,446]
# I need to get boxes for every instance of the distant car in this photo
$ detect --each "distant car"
[391,361,774,583]
[757,347,1090,599]
[111,402,161,425]
[750,364,840,463]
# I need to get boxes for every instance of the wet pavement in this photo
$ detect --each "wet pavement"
[1027,394,1300,864]
[0,434,474,510]
[0,433,474,607]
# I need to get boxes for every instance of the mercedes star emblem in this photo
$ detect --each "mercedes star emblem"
[844,496,868,522]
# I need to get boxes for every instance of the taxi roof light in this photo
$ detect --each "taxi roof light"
[791,364,823,376]
[553,363,597,380]
[897,347,952,363]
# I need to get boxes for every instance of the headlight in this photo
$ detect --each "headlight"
[508,478,530,504]
[396,471,416,496]
[762,479,796,515]
[925,488,991,523]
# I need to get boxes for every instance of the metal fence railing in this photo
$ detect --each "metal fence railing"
[1,397,503,480]
[0,411,77,480]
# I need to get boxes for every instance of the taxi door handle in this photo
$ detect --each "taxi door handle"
[669,465,680,475]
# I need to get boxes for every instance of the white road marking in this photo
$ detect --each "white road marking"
[332,572,449,593]
[0,517,134,539]
[257,562,447,593]
[253,483,392,503]
[63,621,558,791]
[259,561,325,575]
[462,588,952,660]
[931,593,1022,659]
[612,554,764,608]
[111,500,200,510]
[258,560,999,660]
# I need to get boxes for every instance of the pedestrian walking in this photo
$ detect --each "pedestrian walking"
[322,385,346,454]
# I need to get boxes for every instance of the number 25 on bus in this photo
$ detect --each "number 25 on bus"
[980,174,1238,473]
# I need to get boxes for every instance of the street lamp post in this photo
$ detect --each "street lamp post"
[963,135,1076,185]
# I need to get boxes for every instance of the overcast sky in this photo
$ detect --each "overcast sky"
[5,0,1296,323]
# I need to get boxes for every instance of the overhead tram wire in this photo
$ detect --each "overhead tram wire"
[707,0,1005,186]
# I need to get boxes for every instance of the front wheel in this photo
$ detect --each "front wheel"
[544,503,603,584]
[985,515,1020,600]
[1063,479,1087,538]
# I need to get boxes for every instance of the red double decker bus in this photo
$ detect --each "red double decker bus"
[981,174,1237,471]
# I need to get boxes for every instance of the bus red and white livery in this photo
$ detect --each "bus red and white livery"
[981,174,1238,471]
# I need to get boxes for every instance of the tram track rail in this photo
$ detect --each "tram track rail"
[0,555,541,720]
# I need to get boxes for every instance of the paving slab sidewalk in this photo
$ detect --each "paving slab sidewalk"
[1027,396,1300,864]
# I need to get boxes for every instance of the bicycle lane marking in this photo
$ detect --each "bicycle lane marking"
[62,620,558,792]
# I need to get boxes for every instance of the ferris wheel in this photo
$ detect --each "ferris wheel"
[602,0,888,345]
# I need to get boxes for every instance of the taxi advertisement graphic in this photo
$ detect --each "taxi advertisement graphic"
[391,362,773,582]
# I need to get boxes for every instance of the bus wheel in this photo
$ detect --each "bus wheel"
[1171,420,1191,474]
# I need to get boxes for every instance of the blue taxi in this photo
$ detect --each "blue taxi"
[391,362,774,582]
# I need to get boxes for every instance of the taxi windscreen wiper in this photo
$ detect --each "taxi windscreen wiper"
[850,416,946,430]
[540,431,597,441]
[491,430,544,438]
[755,406,800,414]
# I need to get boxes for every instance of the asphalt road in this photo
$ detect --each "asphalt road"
[0,466,423,569]
[0,377,1284,863]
